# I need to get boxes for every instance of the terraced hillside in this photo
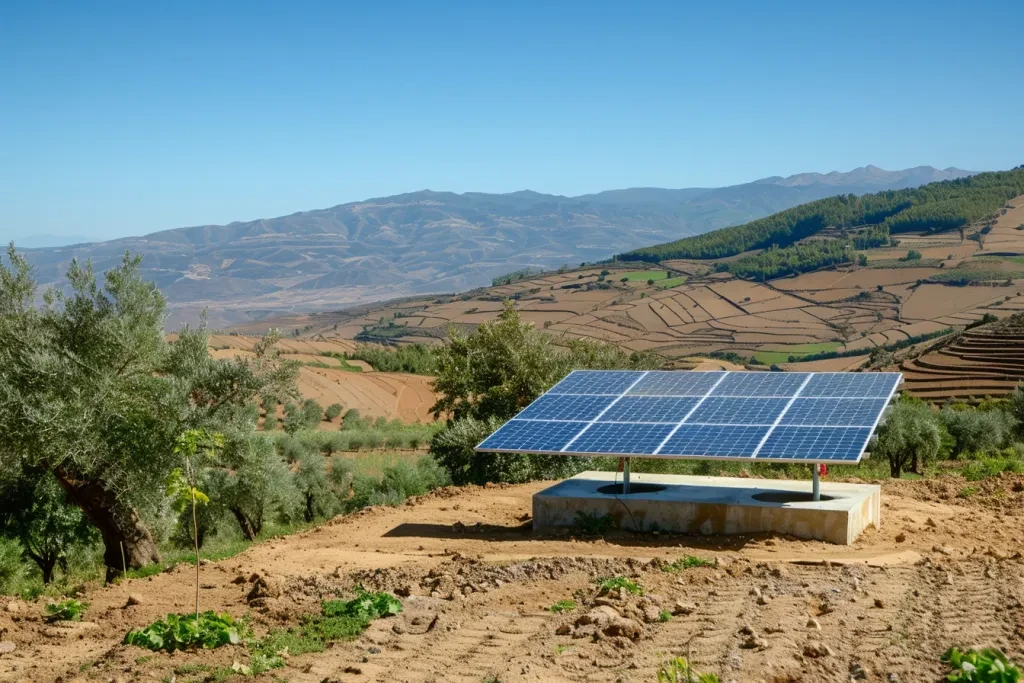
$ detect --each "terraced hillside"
[233,192,1024,380]
[900,313,1024,403]
[203,334,438,423]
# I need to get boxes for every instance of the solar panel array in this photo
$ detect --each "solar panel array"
[475,371,902,463]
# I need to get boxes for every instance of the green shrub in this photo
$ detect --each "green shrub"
[963,456,1024,481]
[45,598,87,622]
[549,600,577,613]
[940,407,1016,458]
[596,576,642,596]
[124,612,247,652]
[341,408,363,429]
[0,538,25,594]
[322,588,402,621]
[347,456,449,511]
[942,647,1021,682]
[662,555,714,572]
[325,403,344,422]
[657,656,720,683]
[658,609,672,623]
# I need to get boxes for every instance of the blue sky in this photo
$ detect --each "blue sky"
[1,0,1022,241]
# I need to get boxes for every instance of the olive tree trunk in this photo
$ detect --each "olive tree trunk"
[53,467,161,581]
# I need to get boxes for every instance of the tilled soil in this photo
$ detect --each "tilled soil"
[2,474,1024,683]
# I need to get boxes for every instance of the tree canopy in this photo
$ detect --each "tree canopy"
[619,168,1024,262]
[0,247,298,578]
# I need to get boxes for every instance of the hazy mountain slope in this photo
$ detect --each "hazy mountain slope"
[14,166,974,328]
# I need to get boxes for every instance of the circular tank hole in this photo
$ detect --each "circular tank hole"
[597,483,667,495]
[752,491,838,503]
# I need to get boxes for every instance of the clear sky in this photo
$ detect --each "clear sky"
[1,0,1022,241]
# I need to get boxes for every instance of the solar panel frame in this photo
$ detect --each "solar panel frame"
[475,370,902,463]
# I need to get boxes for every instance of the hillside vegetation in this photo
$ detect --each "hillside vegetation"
[621,167,1024,262]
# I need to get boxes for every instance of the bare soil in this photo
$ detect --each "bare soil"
[3,475,1024,683]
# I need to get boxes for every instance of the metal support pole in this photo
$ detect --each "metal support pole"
[811,464,820,502]
[623,457,631,495]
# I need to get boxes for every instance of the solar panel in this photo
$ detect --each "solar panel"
[475,370,901,464]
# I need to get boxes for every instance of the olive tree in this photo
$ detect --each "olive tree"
[0,247,298,578]
[873,398,942,478]
[0,466,97,583]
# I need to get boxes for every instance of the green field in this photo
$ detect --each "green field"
[753,342,842,365]
[655,276,687,289]
[619,269,673,282]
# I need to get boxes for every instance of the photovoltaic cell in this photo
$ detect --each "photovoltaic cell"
[802,373,900,398]
[711,372,810,397]
[565,423,676,455]
[548,370,642,395]
[756,426,873,461]
[516,394,615,422]
[781,398,889,427]
[686,397,790,425]
[598,396,701,423]
[627,371,723,397]
[475,370,901,464]
[476,419,588,453]
[659,424,770,457]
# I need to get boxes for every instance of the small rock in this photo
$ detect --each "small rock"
[895,532,907,543]
[672,600,697,616]
[757,595,771,606]
[555,624,572,635]
[925,518,937,528]
[740,624,755,635]
[850,661,870,680]
[741,635,767,649]
[806,618,821,630]
[246,574,281,603]
[231,574,247,585]
[0,641,15,655]
[4,602,22,614]
[803,642,834,658]
[873,598,885,609]
[641,606,662,624]
[750,587,762,598]
[124,594,143,608]
[602,617,643,640]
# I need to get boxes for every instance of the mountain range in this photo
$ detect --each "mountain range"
[10,165,974,329]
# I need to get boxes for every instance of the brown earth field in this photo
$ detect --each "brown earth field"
[2,473,1024,683]
[206,335,438,424]
[230,196,1024,391]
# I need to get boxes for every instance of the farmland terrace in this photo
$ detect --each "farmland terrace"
[236,188,1024,402]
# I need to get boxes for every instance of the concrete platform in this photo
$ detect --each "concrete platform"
[532,472,881,545]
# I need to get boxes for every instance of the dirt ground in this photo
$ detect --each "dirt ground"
[2,474,1023,683]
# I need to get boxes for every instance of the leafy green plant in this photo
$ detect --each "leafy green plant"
[942,647,1021,682]
[124,612,247,652]
[657,656,721,682]
[658,609,672,623]
[958,486,978,499]
[167,429,224,621]
[662,555,713,572]
[45,598,87,622]
[548,600,577,614]
[322,587,403,621]
[596,576,643,596]
[572,511,613,535]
